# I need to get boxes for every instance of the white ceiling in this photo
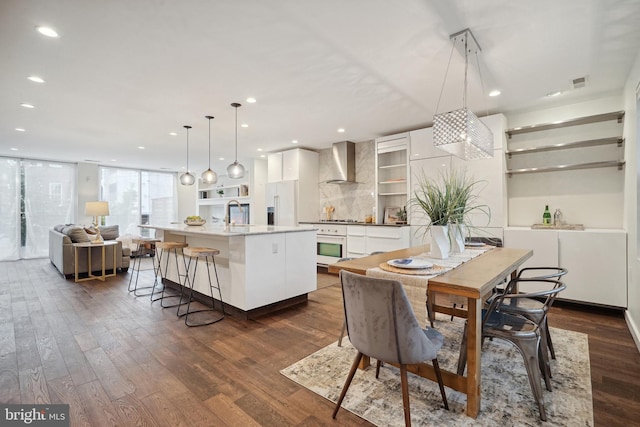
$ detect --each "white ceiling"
[2,0,640,175]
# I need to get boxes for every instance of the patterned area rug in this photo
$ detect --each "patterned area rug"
[281,314,592,426]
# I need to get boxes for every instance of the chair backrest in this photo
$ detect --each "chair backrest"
[517,267,568,280]
[488,278,567,325]
[340,270,441,364]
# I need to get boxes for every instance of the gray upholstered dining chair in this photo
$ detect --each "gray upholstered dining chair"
[333,270,449,426]
[457,278,566,421]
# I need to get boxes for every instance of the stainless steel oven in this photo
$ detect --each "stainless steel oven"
[317,224,347,266]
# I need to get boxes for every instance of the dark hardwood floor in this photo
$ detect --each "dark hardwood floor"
[0,259,639,426]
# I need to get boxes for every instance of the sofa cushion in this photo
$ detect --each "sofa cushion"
[61,226,90,243]
[99,225,120,240]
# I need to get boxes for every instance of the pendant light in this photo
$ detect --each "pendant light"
[227,102,245,179]
[433,28,493,160]
[179,125,195,185]
[201,115,218,184]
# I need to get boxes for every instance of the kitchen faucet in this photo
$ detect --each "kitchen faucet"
[224,199,244,228]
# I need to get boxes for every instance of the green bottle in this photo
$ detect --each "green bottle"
[543,205,551,225]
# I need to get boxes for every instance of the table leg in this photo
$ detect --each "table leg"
[466,296,482,418]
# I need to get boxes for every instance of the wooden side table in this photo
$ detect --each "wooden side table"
[73,240,118,282]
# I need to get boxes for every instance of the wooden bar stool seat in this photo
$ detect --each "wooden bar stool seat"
[151,241,190,309]
[179,246,225,327]
[128,237,161,297]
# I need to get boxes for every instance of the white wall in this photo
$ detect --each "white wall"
[623,49,640,351]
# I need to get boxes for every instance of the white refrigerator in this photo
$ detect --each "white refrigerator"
[266,181,297,226]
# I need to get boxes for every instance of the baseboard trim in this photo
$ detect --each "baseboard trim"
[625,310,640,353]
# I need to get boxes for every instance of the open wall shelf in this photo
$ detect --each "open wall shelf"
[505,110,625,138]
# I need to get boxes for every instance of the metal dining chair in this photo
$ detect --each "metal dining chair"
[333,271,448,426]
[457,278,566,421]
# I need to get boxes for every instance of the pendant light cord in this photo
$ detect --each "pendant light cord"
[434,38,456,115]
[186,126,190,171]
[208,117,212,168]
[234,107,238,162]
[463,34,468,110]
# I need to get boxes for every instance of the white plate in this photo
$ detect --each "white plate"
[465,241,485,247]
[387,258,433,269]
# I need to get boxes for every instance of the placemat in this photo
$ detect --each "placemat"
[379,262,447,276]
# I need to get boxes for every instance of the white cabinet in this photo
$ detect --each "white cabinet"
[346,225,366,258]
[268,148,318,183]
[346,225,410,258]
[366,226,410,254]
[558,230,626,307]
[409,127,446,160]
[504,228,627,307]
[267,153,283,183]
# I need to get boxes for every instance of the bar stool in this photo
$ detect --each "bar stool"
[151,241,190,309]
[127,237,161,297]
[179,246,225,327]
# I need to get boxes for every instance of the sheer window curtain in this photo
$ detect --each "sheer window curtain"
[0,158,75,261]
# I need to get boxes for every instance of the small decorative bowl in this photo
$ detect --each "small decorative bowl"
[184,219,206,226]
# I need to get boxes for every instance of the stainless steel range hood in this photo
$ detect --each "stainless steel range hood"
[326,141,356,184]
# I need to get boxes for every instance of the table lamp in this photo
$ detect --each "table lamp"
[85,201,109,243]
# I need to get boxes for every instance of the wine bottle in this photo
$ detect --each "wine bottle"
[543,205,551,225]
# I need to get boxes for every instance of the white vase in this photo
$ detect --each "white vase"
[430,225,450,259]
[450,224,466,254]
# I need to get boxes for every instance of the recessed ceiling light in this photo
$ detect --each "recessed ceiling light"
[27,76,45,83]
[20,103,35,109]
[246,97,256,103]
[260,154,265,158]
[15,128,25,132]
[169,132,177,136]
[138,146,145,150]
[241,123,248,128]
[10,148,18,151]
[489,90,501,97]
[257,148,263,152]
[218,157,224,161]
[337,128,345,133]
[546,91,562,97]
[37,26,59,38]
[291,140,298,144]
[111,159,117,162]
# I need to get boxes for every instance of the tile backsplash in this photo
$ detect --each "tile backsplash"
[318,140,375,221]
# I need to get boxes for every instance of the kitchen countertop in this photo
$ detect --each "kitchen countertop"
[300,221,410,227]
[140,223,316,236]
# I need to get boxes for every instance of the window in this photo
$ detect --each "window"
[100,167,177,236]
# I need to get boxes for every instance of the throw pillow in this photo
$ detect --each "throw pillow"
[63,226,90,243]
[99,225,120,241]
[84,226,97,235]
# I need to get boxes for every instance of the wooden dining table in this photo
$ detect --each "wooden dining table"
[328,244,533,418]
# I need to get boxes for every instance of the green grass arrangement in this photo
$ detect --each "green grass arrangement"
[410,167,490,231]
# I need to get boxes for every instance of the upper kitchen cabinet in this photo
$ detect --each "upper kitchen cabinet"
[505,109,625,228]
[268,148,319,183]
[409,127,445,160]
[375,133,410,224]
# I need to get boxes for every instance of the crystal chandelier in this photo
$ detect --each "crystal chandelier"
[433,28,493,160]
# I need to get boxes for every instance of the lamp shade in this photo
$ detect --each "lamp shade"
[433,108,494,160]
[85,201,109,216]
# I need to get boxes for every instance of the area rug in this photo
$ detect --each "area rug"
[281,315,592,426]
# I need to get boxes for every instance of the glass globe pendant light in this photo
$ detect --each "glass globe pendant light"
[201,115,218,184]
[227,102,245,179]
[179,125,195,185]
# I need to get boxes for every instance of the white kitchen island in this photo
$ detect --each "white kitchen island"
[141,223,317,318]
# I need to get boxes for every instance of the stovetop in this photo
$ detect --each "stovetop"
[317,219,359,223]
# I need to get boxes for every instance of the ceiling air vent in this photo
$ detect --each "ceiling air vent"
[572,76,587,89]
